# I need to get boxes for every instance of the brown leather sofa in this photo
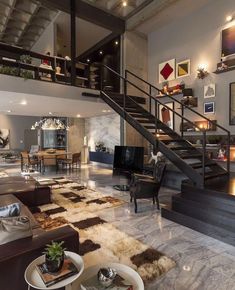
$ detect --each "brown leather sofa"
[0,194,80,290]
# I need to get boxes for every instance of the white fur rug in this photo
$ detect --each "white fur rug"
[33,178,175,283]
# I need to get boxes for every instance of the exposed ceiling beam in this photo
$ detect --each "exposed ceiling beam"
[126,0,179,30]
[38,0,125,34]
[76,31,119,60]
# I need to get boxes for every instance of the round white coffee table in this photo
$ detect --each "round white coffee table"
[24,251,84,290]
[75,262,144,290]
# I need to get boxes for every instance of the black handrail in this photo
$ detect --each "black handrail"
[100,64,205,132]
[99,64,230,183]
[125,68,230,174]
[99,63,210,185]
[126,69,230,133]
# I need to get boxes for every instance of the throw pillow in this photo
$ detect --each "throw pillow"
[0,203,21,218]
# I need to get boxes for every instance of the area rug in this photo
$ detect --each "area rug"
[33,177,176,283]
[0,171,8,178]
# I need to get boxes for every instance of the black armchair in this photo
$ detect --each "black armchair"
[130,161,166,213]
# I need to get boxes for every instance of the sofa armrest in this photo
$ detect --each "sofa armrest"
[0,225,79,290]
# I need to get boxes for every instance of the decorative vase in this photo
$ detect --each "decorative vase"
[45,253,64,273]
[56,66,61,74]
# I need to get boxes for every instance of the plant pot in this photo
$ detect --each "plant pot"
[45,253,64,273]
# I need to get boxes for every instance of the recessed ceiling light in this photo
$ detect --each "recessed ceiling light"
[49,112,52,115]
[7,110,11,113]
[20,100,27,105]
[102,110,107,113]
[226,15,233,22]
[115,40,119,45]
[122,1,127,7]
[87,58,90,63]
[76,114,81,118]
[99,50,103,55]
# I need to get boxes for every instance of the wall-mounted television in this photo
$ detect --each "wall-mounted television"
[222,25,235,57]
[113,146,144,172]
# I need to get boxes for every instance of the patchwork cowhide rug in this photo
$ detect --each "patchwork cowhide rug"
[33,177,176,283]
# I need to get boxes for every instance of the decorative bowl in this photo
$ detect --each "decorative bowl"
[97,267,117,287]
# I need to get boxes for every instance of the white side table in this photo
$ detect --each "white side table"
[74,262,144,290]
[24,251,84,290]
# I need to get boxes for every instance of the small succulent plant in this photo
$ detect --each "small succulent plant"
[43,241,66,264]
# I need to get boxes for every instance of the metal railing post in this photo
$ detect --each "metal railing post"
[149,85,152,114]
[202,131,206,185]
[181,104,184,138]
[124,70,127,113]
[227,131,231,174]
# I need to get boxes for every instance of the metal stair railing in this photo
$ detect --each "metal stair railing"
[98,64,220,185]
[125,69,231,174]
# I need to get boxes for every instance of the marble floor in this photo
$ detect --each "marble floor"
[2,163,235,289]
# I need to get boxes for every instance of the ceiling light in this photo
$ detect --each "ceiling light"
[122,1,127,7]
[115,40,119,45]
[87,58,90,63]
[20,100,27,105]
[31,118,69,131]
[49,112,52,115]
[99,50,103,55]
[102,109,107,113]
[7,110,11,113]
[226,15,233,22]
[76,114,81,118]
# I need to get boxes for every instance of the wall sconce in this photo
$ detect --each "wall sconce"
[226,15,233,22]
[197,64,209,79]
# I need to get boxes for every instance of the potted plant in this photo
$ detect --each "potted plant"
[20,54,32,64]
[43,241,66,273]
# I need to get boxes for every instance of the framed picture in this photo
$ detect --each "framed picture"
[230,82,235,125]
[159,59,175,83]
[204,84,216,98]
[0,129,10,150]
[222,25,235,57]
[158,102,175,130]
[204,102,215,114]
[176,59,190,78]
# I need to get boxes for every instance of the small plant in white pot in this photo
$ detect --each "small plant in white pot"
[43,241,66,273]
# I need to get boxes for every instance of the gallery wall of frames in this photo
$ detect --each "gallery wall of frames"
[148,0,235,137]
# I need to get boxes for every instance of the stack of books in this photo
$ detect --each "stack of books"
[36,258,78,287]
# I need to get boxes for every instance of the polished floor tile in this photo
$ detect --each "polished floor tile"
[2,163,235,289]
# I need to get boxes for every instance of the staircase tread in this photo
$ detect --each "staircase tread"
[204,171,228,179]
[191,162,218,169]
[180,153,202,159]
[173,194,235,220]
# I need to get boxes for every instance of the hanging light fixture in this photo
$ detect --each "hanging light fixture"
[31,118,69,130]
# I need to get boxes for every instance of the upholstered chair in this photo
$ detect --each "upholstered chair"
[130,161,166,213]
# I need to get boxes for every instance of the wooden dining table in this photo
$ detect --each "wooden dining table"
[31,150,72,172]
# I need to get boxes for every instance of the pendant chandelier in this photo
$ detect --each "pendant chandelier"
[31,118,69,130]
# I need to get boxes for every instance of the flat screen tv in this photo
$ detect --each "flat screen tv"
[113,146,144,172]
[222,25,235,57]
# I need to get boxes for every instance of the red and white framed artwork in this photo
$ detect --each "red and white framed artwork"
[159,59,176,83]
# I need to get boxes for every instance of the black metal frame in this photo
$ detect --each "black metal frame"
[229,82,235,126]
[125,69,231,176]
[98,64,230,187]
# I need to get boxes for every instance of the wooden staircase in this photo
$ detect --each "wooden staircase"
[98,65,235,246]
[101,89,228,188]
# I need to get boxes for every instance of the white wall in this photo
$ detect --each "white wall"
[148,0,235,134]
[85,113,120,152]
[32,21,56,56]
[0,114,39,151]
